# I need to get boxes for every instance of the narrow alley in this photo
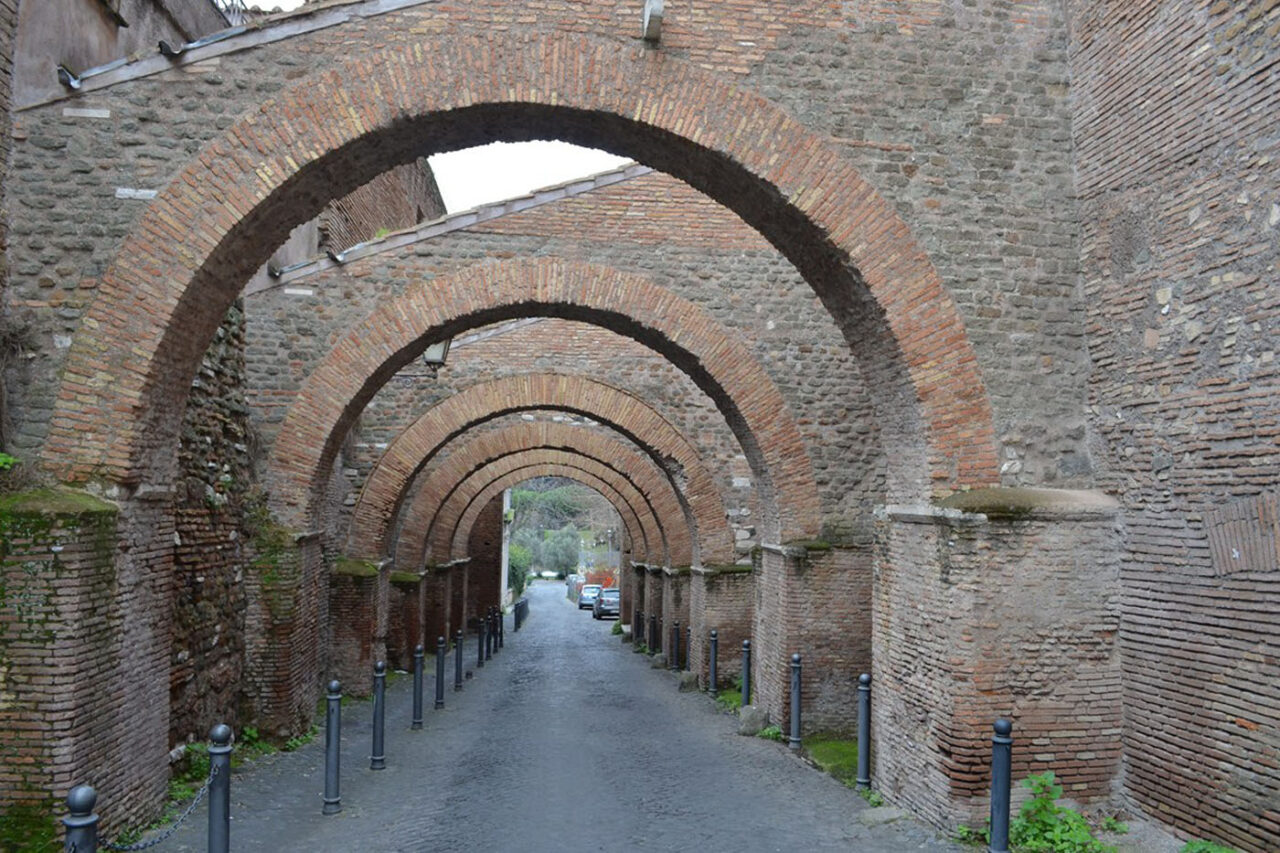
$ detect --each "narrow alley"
[158,583,955,852]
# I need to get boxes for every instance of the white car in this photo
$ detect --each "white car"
[578,584,602,610]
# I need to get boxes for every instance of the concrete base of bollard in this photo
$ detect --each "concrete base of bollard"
[649,653,668,669]
[677,672,700,692]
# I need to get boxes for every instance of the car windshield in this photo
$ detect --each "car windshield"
[602,589,619,598]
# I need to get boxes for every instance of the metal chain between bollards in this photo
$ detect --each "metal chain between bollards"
[96,765,217,851]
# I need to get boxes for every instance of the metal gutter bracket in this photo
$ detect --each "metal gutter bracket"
[643,0,663,43]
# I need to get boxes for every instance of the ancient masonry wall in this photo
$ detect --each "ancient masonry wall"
[787,546,873,734]
[1067,1,1280,849]
[170,299,251,748]
[463,496,503,625]
[318,159,445,253]
[688,567,754,690]
[871,507,1123,830]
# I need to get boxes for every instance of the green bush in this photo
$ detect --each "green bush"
[611,621,623,635]
[757,724,785,742]
[1009,772,1114,853]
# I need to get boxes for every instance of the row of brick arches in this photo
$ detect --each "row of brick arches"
[1,2,1273,850]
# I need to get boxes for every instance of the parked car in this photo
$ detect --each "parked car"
[593,587,621,620]
[578,584,603,610]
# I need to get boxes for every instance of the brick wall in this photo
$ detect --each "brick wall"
[318,160,445,252]
[464,496,503,625]
[326,561,382,696]
[0,494,170,833]
[1067,1,1280,848]
[788,546,873,734]
[660,569,690,664]
[242,534,325,736]
[872,499,1123,829]
[385,572,423,672]
[689,567,755,690]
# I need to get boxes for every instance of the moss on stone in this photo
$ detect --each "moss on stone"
[785,539,832,552]
[938,487,1118,519]
[333,557,379,578]
[0,487,116,517]
[389,571,421,585]
[804,735,861,788]
[0,801,59,852]
[701,563,754,575]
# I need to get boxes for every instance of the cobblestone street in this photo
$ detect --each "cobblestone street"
[156,581,956,852]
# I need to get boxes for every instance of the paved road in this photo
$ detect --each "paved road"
[158,581,957,852]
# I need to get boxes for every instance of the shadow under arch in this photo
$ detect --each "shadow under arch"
[46,30,996,524]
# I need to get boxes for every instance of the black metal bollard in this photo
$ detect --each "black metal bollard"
[208,724,232,853]
[708,629,718,692]
[670,621,680,672]
[485,611,494,661]
[741,640,752,706]
[454,629,464,690]
[648,614,657,655]
[498,608,505,648]
[371,661,386,770]
[685,626,691,671]
[856,673,871,789]
[412,644,425,730]
[477,618,486,668]
[636,609,644,644]
[323,679,342,815]
[789,654,802,751]
[62,785,99,853]
[435,636,446,710]
[989,719,1014,853]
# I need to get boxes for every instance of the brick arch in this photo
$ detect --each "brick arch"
[447,457,652,568]
[267,257,813,541]
[344,374,732,566]
[46,29,997,514]
[447,465,643,568]
[424,449,665,566]
[423,447,670,567]
[388,420,723,570]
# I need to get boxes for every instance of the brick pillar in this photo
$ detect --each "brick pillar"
[872,491,1122,830]
[449,560,468,635]
[424,565,449,641]
[617,549,633,637]
[387,570,424,671]
[245,531,326,735]
[465,496,504,620]
[644,565,664,647]
[327,558,385,696]
[689,565,754,689]
[0,490,170,830]
[662,567,690,656]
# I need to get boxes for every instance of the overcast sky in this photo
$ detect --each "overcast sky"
[247,4,632,213]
